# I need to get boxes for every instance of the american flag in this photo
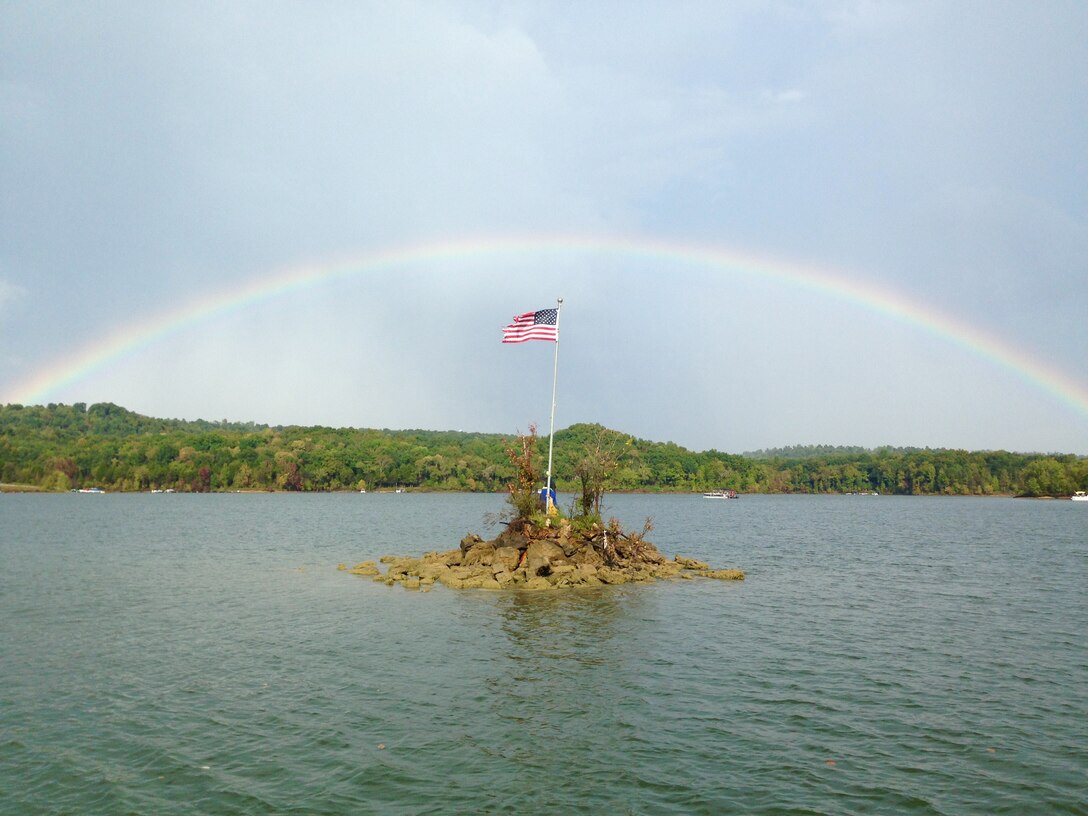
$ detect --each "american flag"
[502,308,559,343]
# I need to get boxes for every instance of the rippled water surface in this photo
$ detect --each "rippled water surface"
[2,493,1085,814]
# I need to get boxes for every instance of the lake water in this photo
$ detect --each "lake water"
[1,493,1085,814]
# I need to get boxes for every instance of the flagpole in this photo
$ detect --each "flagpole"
[545,298,563,501]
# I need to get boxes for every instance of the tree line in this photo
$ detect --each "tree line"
[1,402,1085,497]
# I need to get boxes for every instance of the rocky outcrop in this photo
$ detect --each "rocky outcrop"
[347,517,745,591]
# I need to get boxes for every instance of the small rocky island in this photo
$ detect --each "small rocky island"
[339,515,745,591]
[341,427,744,591]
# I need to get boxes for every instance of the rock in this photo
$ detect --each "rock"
[596,567,628,585]
[346,520,743,592]
[526,539,565,561]
[650,562,682,579]
[348,561,381,576]
[697,569,746,581]
[461,573,502,590]
[570,547,604,567]
[525,539,566,576]
[559,532,581,558]
[495,529,529,552]
[459,533,484,553]
[492,546,521,572]
[426,549,463,566]
[337,563,347,571]
[382,558,421,579]
[576,563,599,580]
[418,563,451,581]
[675,555,709,570]
[462,542,496,566]
[450,565,490,581]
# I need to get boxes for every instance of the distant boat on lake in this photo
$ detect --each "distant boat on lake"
[1072,491,1088,502]
[703,489,738,499]
[77,487,105,494]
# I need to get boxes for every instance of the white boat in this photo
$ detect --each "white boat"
[703,489,738,499]
[78,487,105,494]
[1072,491,1088,502]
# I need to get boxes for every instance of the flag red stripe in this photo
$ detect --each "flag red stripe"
[502,310,558,343]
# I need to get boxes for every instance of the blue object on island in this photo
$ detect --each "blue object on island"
[539,486,557,512]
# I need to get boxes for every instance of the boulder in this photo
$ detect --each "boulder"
[570,546,604,567]
[650,562,682,579]
[459,533,484,553]
[675,555,709,570]
[348,561,381,576]
[418,562,452,581]
[525,539,566,576]
[449,565,491,581]
[492,546,521,572]
[596,567,628,585]
[463,542,496,566]
[495,529,530,552]
[576,563,599,580]
[426,549,463,566]
[461,573,502,590]
[383,558,422,579]
[697,569,745,581]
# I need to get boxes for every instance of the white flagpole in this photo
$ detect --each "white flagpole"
[544,297,563,501]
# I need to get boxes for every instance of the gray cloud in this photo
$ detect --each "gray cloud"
[2,1,1085,452]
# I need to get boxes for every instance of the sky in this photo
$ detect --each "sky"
[1,0,1086,455]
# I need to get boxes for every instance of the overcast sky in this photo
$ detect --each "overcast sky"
[2,1,1086,454]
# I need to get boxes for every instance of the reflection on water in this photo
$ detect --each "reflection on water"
[495,586,633,663]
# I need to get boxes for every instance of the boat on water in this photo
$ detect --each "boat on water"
[1073,491,1088,502]
[77,487,105,494]
[703,489,738,499]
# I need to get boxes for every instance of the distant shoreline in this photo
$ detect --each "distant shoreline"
[7,483,1074,499]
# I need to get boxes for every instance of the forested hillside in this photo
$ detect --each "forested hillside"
[1,402,1085,496]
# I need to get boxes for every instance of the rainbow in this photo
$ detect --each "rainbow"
[5,232,1088,419]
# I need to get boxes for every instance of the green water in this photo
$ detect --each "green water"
[1,493,1085,814]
